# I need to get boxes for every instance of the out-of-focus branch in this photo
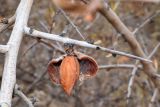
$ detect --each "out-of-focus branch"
[126,7,160,99]
[111,0,160,3]
[127,61,139,103]
[14,85,34,107]
[127,42,160,101]
[148,43,160,58]
[0,45,9,53]
[126,9,160,103]
[99,2,160,90]
[149,88,159,107]
[133,0,160,3]
[99,64,142,70]
[60,9,86,40]
[24,26,151,62]
[133,10,160,34]
[0,14,16,33]
[26,70,48,93]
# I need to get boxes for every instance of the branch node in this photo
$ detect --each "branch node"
[0,102,10,107]
[29,28,34,34]
[0,18,9,24]
[87,40,94,44]
[30,97,38,105]
[112,53,117,57]
[96,46,100,50]
[59,32,65,37]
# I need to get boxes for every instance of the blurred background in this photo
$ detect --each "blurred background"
[0,0,160,107]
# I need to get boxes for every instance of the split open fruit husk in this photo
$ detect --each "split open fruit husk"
[47,51,98,95]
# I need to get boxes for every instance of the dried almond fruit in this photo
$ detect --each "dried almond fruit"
[60,55,80,95]
[47,51,98,95]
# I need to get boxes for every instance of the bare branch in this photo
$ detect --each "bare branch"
[99,64,142,70]
[99,2,160,90]
[0,14,16,33]
[149,88,159,107]
[0,0,33,106]
[0,1,159,107]
[148,42,160,59]
[14,85,34,107]
[0,45,9,53]
[133,10,160,34]
[24,26,152,62]
[127,61,139,103]
[60,9,86,40]
[111,0,160,3]
[127,42,160,104]
[26,71,48,93]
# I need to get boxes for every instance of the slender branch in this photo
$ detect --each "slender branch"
[149,88,159,107]
[0,0,33,106]
[127,42,160,103]
[38,39,65,53]
[127,61,139,103]
[26,70,48,93]
[111,0,160,3]
[0,1,159,107]
[19,38,64,61]
[148,43,160,105]
[53,4,86,40]
[60,9,86,40]
[126,8,160,103]
[99,2,160,90]
[133,10,160,34]
[0,45,9,53]
[0,14,16,33]
[24,26,151,62]
[99,3,160,105]
[148,42,160,58]
[99,64,142,70]
[14,85,34,107]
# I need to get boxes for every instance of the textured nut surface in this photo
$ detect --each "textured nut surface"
[60,56,80,95]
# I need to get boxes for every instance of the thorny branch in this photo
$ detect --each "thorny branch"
[99,1,160,91]
[127,42,160,104]
[133,10,160,35]
[24,26,151,62]
[127,10,160,104]
[0,0,160,107]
